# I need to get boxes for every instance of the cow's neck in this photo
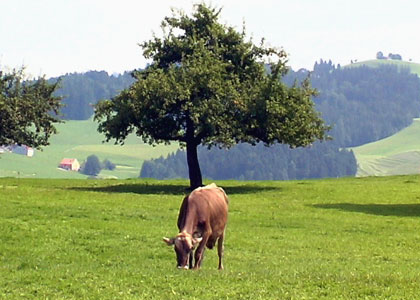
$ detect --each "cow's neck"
[180,209,198,235]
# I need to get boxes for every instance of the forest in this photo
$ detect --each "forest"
[50,61,420,180]
[140,142,357,180]
[51,71,134,120]
[308,61,420,147]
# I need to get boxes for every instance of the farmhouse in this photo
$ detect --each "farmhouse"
[11,145,34,157]
[59,158,80,171]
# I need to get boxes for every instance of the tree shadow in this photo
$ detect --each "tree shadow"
[69,184,188,195]
[68,182,279,196]
[313,203,420,217]
[223,185,279,195]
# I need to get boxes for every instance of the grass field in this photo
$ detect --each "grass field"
[352,118,420,177]
[2,176,420,299]
[0,119,179,179]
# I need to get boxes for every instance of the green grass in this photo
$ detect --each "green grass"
[0,119,179,179]
[2,176,420,299]
[352,118,420,176]
[346,59,420,76]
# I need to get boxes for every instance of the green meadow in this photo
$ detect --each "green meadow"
[2,176,420,299]
[0,119,179,179]
[352,118,420,177]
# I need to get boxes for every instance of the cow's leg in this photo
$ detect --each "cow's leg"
[194,230,210,269]
[217,232,225,270]
[193,239,207,269]
[188,252,193,269]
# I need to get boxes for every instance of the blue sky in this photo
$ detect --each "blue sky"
[1,0,419,77]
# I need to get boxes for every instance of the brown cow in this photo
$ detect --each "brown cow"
[163,183,229,270]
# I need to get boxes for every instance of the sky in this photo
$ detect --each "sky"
[1,0,420,78]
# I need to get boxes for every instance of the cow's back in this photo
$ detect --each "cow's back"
[177,184,228,237]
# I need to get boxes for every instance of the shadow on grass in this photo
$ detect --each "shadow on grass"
[313,203,420,217]
[68,183,279,196]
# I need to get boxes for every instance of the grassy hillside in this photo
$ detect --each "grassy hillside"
[352,118,420,176]
[0,119,179,179]
[2,176,420,299]
[347,59,420,76]
[346,59,420,176]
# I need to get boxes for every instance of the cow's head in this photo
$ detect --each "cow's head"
[163,232,202,269]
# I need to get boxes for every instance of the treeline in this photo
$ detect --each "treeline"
[79,155,116,176]
[51,71,134,120]
[141,142,357,180]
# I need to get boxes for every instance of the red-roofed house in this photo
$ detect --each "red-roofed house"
[59,158,80,171]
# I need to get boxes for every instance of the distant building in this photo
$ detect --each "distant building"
[11,145,34,157]
[59,158,80,171]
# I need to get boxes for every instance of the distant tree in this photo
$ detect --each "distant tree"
[95,3,329,189]
[0,68,62,147]
[376,51,385,59]
[102,159,116,170]
[388,53,402,60]
[80,155,102,176]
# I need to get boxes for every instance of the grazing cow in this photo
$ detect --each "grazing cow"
[163,183,229,270]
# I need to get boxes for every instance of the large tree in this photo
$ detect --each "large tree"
[0,68,62,148]
[94,4,328,189]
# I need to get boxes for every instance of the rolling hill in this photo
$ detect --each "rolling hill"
[347,59,420,76]
[352,118,420,176]
[0,119,179,179]
[348,59,420,177]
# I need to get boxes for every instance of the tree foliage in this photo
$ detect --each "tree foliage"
[94,4,328,188]
[0,68,62,148]
[80,155,102,176]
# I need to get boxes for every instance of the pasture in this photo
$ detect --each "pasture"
[352,118,420,177]
[0,119,179,179]
[1,176,420,299]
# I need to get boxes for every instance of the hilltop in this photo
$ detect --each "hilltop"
[346,59,420,76]
[0,119,178,179]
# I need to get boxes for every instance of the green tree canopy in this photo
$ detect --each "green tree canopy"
[0,68,62,148]
[94,3,329,189]
[80,155,102,176]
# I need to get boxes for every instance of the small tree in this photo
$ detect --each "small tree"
[0,68,62,148]
[95,3,329,189]
[376,51,385,59]
[102,159,116,170]
[80,155,102,176]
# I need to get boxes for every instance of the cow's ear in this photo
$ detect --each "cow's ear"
[163,237,175,246]
[192,237,203,245]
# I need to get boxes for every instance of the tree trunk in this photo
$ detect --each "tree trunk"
[186,114,203,190]
[186,141,203,190]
